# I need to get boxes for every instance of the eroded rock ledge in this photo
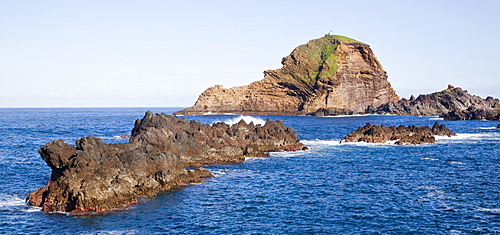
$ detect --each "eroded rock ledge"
[28,112,306,214]
[341,122,456,145]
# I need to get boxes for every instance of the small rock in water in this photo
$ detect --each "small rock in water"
[341,122,455,145]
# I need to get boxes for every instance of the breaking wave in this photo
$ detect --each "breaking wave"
[218,115,267,126]
[0,193,26,208]
[435,132,500,142]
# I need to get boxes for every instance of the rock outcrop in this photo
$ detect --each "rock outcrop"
[174,34,399,116]
[28,112,305,214]
[341,122,456,145]
[368,86,500,120]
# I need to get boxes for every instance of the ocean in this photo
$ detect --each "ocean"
[0,108,499,234]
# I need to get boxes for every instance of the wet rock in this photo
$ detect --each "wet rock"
[28,112,305,214]
[341,122,456,145]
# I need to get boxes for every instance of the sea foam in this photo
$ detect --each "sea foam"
[0,194,26,208]
[218,115,267,126]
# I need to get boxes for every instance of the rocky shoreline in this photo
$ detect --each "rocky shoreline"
[27,112,306,214]
[341,122,456,145]
[368,86,500,121]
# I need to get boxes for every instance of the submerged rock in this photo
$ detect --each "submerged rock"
[341,122,456,145]
[27,112,305,214]
[369,86,500,120]
[174,34,399,116]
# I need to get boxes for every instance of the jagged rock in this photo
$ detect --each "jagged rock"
[341,122,456,145]
[174,34,399,116]
[369,87,500,120]
[441,106,500,121]
[28,112,306,214]
[130,112,306,166]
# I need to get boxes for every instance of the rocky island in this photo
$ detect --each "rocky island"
[341,122,456,145]
[174,34,399,116]
[175,34,499,121]
[27,112,305,214]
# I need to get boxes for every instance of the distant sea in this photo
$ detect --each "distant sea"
[1,108,499,234]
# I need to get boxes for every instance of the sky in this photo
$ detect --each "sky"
[1,0,499,107]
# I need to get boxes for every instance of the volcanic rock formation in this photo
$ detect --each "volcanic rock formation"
[27,112,305,214]
[341,122,456,145]
[368,86,500,120]
[174,34,399,116]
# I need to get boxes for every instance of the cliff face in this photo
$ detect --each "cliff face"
[174,35,399,115]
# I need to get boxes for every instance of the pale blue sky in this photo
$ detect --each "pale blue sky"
[1,0,499,107]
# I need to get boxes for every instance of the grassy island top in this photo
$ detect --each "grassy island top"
[287,34,366,83]
[322,34,365,44]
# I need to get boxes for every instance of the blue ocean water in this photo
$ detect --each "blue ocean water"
[1,108,499,234]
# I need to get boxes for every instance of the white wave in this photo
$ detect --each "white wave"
[244,156,261,162]
[435,133,500,141]
[477,208,500,213]
[301,139,342,146]
[341,141,401,146]
[449,161,466,165]
[302,139,411,147]
[270,150,307,158]
[217,115,267,126]
[26,206,42,213]
[209,169,228,177]
[429,117,444,121]
[0,194,26,208]
[478,127,498,130]
[421,157,440,161]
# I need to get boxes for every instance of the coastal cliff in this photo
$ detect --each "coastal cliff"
[27,112,305,214]
[174,34,399,116]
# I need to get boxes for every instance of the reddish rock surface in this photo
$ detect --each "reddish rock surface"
[174,34,399,116]
[28,112,305,214]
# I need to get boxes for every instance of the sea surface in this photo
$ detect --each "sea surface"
[1,108,499,234]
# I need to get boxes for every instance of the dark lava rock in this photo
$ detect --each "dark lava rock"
[28,112,306,214]
[341,122,456,145]
[368,87,500,120]
[441,106,500,121]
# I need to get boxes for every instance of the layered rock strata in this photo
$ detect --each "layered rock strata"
[369,86,500,120]
[28,112,305,214]
[174,34,399,116]
[341,122,456,145]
